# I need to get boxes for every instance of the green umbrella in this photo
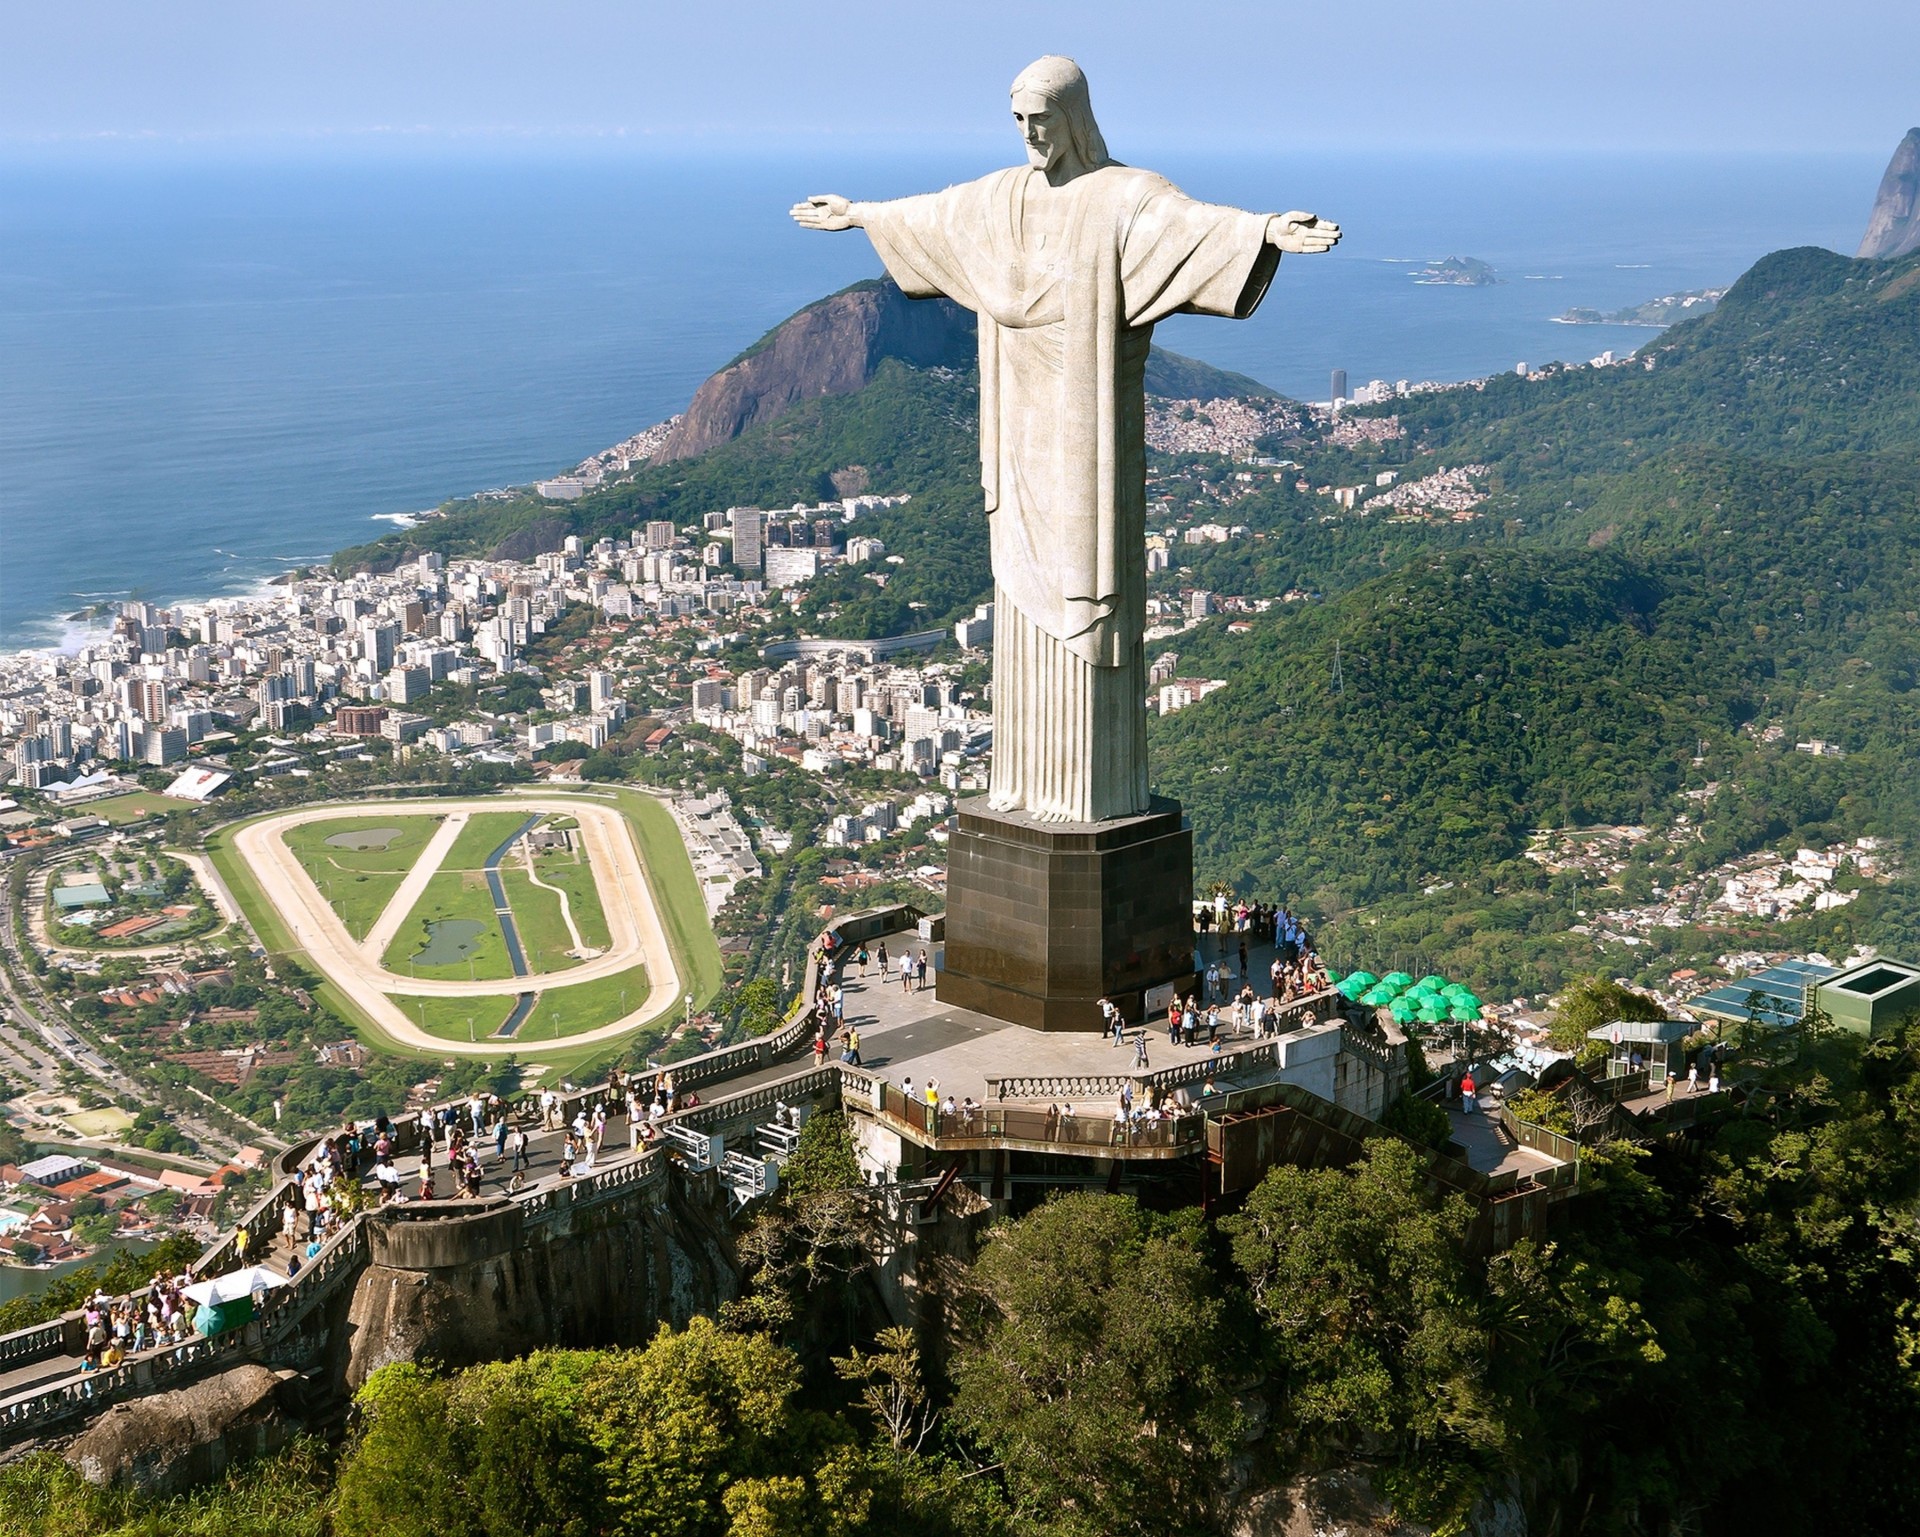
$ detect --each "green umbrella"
[1347,971,1379,988]
[1418,1006,1448,1025]
[1450,1003,1482,1023]
[1450,990,1482,1009]
[1383,972,1415,989]
[1416,974,1449,992]
[1338,979,1368,1000]
[1360,986,1393,1006]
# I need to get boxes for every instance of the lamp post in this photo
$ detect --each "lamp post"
[684,991,693,1033]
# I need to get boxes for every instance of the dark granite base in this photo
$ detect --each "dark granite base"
[936,796,1196,1032]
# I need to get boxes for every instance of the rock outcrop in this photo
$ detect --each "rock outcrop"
[66,1364,295,1494]
[1858,128,1920,260]
[653,277,1281,464]
[339,1172,739,1389]
[654,280,974,463]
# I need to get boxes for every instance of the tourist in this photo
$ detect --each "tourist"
[1460,1071,1477,1114]
[925,1077,940,1120]
[899,950,914,992]
[916,949,929,991]
[1133,1034,1149,1071]
[843,1026,861,1066]
[1207,1004,1220,1045]
[876,941,889,979]
[903,1075,916,1109]
[1687,1057,1700,1094]
[418,1160,436,1200]
[493,1114,509,1163]
[1708,1064,1721,1095]
[813,1027,828,1066]
[280,1195,299,1254]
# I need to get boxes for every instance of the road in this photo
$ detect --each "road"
[0,871,253,1162]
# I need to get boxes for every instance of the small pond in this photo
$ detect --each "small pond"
[325,827,405,851]
[411,918,488,966]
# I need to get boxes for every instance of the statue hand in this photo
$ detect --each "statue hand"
[1269,211,1341,254]
[790,194,857,232]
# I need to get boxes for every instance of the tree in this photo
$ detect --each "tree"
[951,1193,1245,1537]
[1547,974,1666,1052]
[724,1112,875,1341]
[834,1326,935,1454]
[1224,1139,1500,1524]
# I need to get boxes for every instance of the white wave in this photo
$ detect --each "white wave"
[370,512,421,528]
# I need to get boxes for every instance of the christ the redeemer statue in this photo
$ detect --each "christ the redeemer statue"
[794,56,1338,824]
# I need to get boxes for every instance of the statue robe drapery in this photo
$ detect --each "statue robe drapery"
[862,164,1279,822]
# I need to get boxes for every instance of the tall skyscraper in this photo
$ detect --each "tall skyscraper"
[730,507,764,570]
[1330,368,1348,403]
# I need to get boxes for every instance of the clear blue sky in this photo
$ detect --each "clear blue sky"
[4,0,1914,155]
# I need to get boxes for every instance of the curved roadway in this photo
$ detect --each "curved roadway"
[232,798,681,1056]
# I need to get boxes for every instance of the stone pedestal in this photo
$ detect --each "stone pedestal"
[937,795,1195,1032]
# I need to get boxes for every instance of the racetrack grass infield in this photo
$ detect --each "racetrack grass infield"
[204,790,724,1076]
[530,843,610,951]
[440,810,539,872]
[384,991,522,1043]
[512,961,654,1046]
[381,870,515,981]
[497,868,582,972]
[281,813,443,940]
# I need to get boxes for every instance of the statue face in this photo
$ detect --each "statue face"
[1011,88,1067,172]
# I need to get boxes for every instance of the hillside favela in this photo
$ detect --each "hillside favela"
[3,10,1919,1537]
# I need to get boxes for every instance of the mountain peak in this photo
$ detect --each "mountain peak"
[1857,127,1920,260]
[653,277,1280,464]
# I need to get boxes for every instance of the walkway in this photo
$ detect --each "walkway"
[0,1107,635,1405]
[1445,1105,1563,1181]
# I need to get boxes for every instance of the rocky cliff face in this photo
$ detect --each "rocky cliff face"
[654,280,974,463]
[338,1172,739,1389]
[1858,128,1920,260]
[653,277,1281,464]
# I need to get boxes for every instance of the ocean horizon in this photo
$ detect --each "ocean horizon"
[0,144,1880,649]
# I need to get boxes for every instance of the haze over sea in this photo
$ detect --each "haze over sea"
[0,146,1875,649]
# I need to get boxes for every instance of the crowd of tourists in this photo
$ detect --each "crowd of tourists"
[77,1272,199,1373]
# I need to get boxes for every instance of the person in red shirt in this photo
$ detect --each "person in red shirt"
[1460,1072,1477,1114]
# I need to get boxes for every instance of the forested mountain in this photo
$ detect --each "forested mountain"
[333,240,1920,994]
[1378,245,1920,482]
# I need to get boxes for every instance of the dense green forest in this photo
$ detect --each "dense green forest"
[11,1021,1920,1535]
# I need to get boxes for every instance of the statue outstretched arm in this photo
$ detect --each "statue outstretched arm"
[790,194,870,232]
[1266,211,1341,254]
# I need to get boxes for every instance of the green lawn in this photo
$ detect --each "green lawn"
[385,991,523,1043]
[514,962,654,1046]
[381,870,514,981]
[530,842,611,951]
[498,868,582,972]
[442,811,537,871]
[282,814,443,940]
[87,791,179,825]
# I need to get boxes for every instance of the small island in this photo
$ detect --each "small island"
[1556,287,1726,326]
[1413,255,1500,286]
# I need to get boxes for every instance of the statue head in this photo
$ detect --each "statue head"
[1010,55,1111,178]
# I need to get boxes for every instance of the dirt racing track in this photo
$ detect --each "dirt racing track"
[232,798,681,1056]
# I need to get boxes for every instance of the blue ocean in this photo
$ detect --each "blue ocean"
[0,146,1878,648]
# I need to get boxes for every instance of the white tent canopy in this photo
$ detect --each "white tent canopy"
[183,1265,288,1306]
